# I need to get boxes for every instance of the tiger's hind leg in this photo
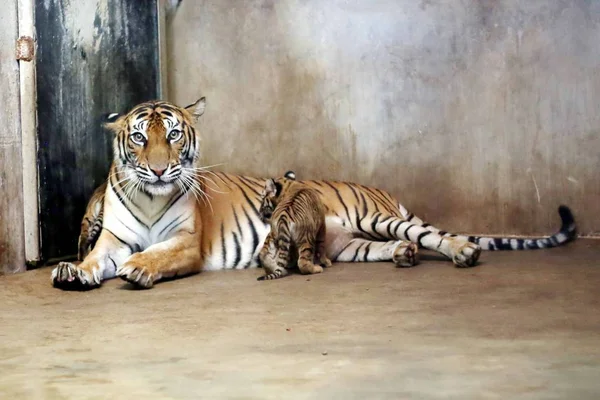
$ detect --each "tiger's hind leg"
[296,241,324,275]
[316,224,333,268]
[257,233,293,281]
[392,241,419,267]
[258,232,277,270]
[334,238,418,267]
[395,206,482,266]
[356,212,480,267]
[258,233,287,280]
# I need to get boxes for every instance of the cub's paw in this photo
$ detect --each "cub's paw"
[452,242,481,268]
[393,242,419,268]
[116,262,157,289]
[300,264,324,275]
[320,258,333,268]
[312,265,324,274]
[51,262,101,290]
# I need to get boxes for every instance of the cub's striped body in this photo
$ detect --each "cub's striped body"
[78,182,106,261]
[52,98,577,290]
[257,173,332,281]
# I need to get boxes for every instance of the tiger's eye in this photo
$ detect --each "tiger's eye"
[168,130,182,141]
[131,132,145,144]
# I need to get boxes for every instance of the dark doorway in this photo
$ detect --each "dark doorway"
[35,0,160,262]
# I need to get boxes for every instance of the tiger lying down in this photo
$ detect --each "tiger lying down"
[258,171,332,281]
[51,97,577,290]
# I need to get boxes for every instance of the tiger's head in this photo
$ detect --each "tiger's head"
[104,98,206,196]
[259,171,297,222]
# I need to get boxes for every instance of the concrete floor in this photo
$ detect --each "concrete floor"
[0,239,599,399]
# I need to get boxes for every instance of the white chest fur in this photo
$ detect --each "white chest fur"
[103,185,196,250]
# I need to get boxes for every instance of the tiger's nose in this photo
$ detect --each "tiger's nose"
[151,167,166,177]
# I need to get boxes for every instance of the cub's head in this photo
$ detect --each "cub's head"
[105,98,206,196]
[259,171,296,222]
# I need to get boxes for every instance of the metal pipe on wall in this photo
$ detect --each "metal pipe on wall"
[18,0,40,264]
[157,0,169,99]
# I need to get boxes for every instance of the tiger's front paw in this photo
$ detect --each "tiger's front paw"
[116,256,158,289]
[51,262,101,290]
[452,242,481,268]
[393,242,419,268]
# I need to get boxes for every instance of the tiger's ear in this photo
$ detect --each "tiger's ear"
[265,178,276,195]
[103,112,126,133]
[107,112,120,122]
[184,97,206,121]
[284,170,296,180]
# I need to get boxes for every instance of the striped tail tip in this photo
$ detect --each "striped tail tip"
[558,205,576,240]
[471,205,577,251]
[257,273,280,281]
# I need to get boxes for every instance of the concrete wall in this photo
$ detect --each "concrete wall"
[166,0,600,237]
[0,0,26,273]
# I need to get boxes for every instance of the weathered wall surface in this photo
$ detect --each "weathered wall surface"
[0,0,26,273]
[167,0,600,236]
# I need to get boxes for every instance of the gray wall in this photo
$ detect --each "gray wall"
[166,0,600,237]
[0,0,26,273]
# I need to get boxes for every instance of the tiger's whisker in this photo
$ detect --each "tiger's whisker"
[187,162,226,171]
[183,173,215,214]
[182,168,228,194]
[199,169,228,186]
[187,166,228,187]
[195,174,228,194]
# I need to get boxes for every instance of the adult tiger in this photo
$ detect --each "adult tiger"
[51,98,577,290]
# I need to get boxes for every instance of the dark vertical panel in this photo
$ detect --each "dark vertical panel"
[36,0,159,261]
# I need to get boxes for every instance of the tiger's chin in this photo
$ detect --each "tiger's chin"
[144,181,177,196]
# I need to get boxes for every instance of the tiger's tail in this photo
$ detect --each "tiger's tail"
[257,269,288,281]
[400,205,576,251]
[468,206,576,251]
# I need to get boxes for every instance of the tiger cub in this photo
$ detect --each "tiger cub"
[258,171,332,280]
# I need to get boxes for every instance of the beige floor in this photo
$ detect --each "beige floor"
[0,239,599,399]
